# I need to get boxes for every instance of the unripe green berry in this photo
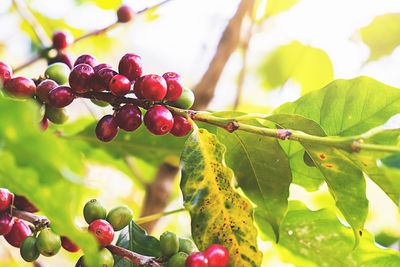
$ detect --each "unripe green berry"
[178,237,197,254]
[106,204,133,231]
[20,236,40,262]
[91,99,109,107]
[36,228,61,257]
[45,105,69,124]
[168,252,188,267]
[45,63,70,85]
[83,199,107,224]
[167,88,194,109]
[160,231,179,257]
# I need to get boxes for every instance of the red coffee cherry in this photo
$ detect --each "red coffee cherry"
[40,116,49,131]
[141,74,167,101]
[115,104,142,132]
[0,212,14,235]
[14,195,39,213]
[4,218,32,248]
[93,63,112,73]
[170,115,192,137]
[74,54,97,68]
[203,244,229,267]
[144,105,174,135]
[48,86,75,108]
[92,67,118,92]
[163,72,183,101]
[117,5,135,23]
[109,74,131,96]
[61,236,80,253]
[0,188,12,212]
[52,31,73,50]
[118,53,142,82]
[5,77,36,98]
[133,76,145,99]
[48,53,73,69]
[36,79,58,104]
[185,252,208,267]
[95,115,119,142]
[0,61,12,86]
[88,219,115,247]
[69,63,94,93]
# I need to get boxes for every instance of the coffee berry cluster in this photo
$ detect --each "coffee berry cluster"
[1,45,195,142]
[0,188,80,262]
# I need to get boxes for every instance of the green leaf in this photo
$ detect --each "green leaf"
[359,13,400,62]
[114,221,161,267]
[381,152,400,169]
[180,128,262,267]
[0,97,100,267]
[254,0,302,21]
[256,201,400,267]
[274,76,400,137]
[258,41,333,93]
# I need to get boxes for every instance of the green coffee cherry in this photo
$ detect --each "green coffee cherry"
[83,199,107,224]
[98,247,114,267]
[36,228,61,257]
[45,105,69,124]
[167,88,194,109]
[160,231,179,257]
[45,63,70,85]
[91,99,109,107]
[168,252,188,267]
[20,236,40,262]
[106,204,133,231]
[178,237,197,254]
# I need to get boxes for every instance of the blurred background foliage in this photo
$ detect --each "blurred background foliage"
[1,0,400,266]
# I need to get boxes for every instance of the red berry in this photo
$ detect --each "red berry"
[115,104,142,132]
[4,218,32,248]
[185,252,208,267]
[14,195,39,213]
[0,188,12,212]
[88,219,114,247]
[93,63,112,73]
[48,86,75,108]
[0,212,14,235]
[48,53,73,69]
[163,72,183,101]
[118,53,142,82]
[133,76,145,99]
[36,79,58,104]
[69,63,94,93]
[52,31,73,50]
[170,115,192,137]
[40,116,49,131]
[109,74,131,96]
[0,61,12,86]
[141,74,167,101]
[95,115,119,142]
[203,244,229,267]
[92,68,118,92]
[144,105,174,135]
[5,77,36,98]
[117,5,134,23]
[74,54,97,68]
[61,236,80,253]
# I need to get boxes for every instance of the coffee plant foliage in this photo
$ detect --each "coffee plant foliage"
[0,1,400,267]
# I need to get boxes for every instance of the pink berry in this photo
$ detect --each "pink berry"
[163,72,183,101]
[0,212,14,235]
[133,76,145,99]
[40,116,49,131]
[95,115,119,142]
[93,63,112,73]
[48,86,75,108]
[4,218,32,248]
[141,74,167,101]
[36,79,58,104]
[118,53,142,82]
[74,54,97,68]
[203,244,229,267]
[185,252,208,267]
[109,74,131,96]
[170,115,192,137]
[61,236,80,253]
[14,195,39,213]
[0,61,12,86]
[5,77,36,98]
[48,53,73,69]
[88,219,114,246]
[69,63,94,93]
[52,31,73,50]
[117,5,135,23]
[144,105,174,135]
[0,188,12,212]
[115,104,142,132]
[92,67,118,92]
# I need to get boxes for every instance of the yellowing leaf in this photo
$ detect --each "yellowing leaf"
[180,128,262,267]
[254,0,301,21]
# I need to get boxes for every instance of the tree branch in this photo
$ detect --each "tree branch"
[107,245,161,267]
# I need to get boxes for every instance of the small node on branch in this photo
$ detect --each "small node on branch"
[276,129,292,140]
[351,140,362,153]
[225,121,239,133]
